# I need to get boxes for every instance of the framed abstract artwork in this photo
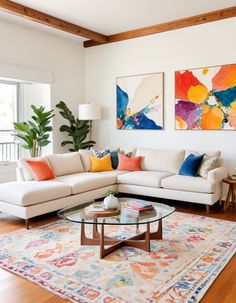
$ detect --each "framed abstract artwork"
[175,63,236,130]
[116,72,164,130]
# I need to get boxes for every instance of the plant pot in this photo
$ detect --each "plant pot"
[104,195,119,209]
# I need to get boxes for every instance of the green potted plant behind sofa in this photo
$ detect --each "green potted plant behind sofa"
[13,105,54,157]
[56,101,95,151]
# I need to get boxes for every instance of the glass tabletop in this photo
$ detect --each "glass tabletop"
[58,198,175,225]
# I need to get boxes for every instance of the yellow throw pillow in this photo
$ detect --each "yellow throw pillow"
[90,154,113,172]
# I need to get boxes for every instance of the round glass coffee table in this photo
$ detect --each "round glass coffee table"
[58,198,175,259]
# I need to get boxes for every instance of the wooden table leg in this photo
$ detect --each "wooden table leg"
[224,184,233,212]
[232,185,236,206]
[81,220,85,245]
[100,223,105,259]
[82,220,164,259]
[93,219,99,239]
[136,223,140,234]
[145,223,150,252]
[156,219,162,240]
[149,219,162,240]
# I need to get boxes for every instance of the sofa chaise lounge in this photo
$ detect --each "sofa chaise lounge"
[0,148,228,229]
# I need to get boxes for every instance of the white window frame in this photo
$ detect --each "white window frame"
[0,80,19,164]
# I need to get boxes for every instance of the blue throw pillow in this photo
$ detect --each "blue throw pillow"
[179,153,204,177]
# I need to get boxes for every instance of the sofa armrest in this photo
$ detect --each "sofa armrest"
[207,167,228,183]
[16,167,25,181]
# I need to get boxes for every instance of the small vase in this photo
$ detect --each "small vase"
[104,195,119,209]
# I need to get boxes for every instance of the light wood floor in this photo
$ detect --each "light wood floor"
[0,199,235,303]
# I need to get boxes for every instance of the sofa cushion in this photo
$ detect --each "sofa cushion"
[117,171,174,188]
[96,170,128,177]
[161,175,215,193]
[55,172,116,195]
[47,152,84,176]
[135,148,185,173]
[185,150,221,159]
[17,156,50,181]
[79,149,93,172]
[0,181,71,206]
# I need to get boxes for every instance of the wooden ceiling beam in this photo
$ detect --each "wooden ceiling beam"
[0,0,108,43]
[84,6,236,48]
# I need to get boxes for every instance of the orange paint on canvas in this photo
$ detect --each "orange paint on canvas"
[212,65,236,90]
[117,119,123,128]
[200,105,224,130]
[176,115,187,129]
[187,84,209,104]
[229,101,236,129]
[202,68,209,75]
[175,71,202,100]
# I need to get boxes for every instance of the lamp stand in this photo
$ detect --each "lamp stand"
[88,120,92,141]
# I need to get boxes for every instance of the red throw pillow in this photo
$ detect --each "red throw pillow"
[117,153,142,171]
[26,159,55,181]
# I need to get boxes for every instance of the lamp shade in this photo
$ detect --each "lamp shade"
[78,104,101,120]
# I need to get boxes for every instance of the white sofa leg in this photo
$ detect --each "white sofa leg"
[206,205,210,214]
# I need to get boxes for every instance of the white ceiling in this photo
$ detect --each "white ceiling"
[1,0,236,41]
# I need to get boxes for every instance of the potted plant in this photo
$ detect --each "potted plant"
[56,101,95,151]
[103,190,119,209]
[13,105,54,157]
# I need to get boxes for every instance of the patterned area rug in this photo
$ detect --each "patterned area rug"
[0,212,235,303]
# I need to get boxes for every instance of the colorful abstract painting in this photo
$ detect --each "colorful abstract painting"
[116,72,163,130]
[175,64,236,130]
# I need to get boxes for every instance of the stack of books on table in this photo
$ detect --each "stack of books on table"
[123,201,156,218]
[86,203,105,212]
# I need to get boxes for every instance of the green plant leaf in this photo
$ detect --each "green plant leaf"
[61,140,73,147]
[14,105,54,155]
[56,101,96,152]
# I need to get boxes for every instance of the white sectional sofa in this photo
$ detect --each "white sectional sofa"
[0,148,228,228]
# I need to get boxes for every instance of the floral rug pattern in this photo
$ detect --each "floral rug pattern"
[0,212,235,303]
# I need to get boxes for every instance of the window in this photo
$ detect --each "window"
[0,81,19,163]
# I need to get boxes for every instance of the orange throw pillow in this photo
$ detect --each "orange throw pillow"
[117,153,142,171]
[26,159,55,181]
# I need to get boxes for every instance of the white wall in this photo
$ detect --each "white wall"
[85,18,236,171]
[0,19,84,154]
[0,19,84,182]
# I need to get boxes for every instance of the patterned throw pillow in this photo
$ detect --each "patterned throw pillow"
[198,156,220,179]
[93,149,110,158]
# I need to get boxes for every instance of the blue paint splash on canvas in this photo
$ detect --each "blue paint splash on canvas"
[116,85,162,130]
[213,86,236,107]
